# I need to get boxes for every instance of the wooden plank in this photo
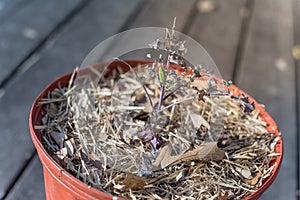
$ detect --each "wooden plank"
[235,0,296,199]
[188,0,246,80]
[5,156,45,200]
[94,0,197,66]
[129,0,196,29]
[0,0,83,85]
[0,0,29,23]
[294,0,300,196]
[0,0,140,199]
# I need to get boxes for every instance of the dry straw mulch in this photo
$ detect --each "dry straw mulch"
[35,64,281,200]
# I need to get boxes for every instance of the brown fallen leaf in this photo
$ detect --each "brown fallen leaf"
[152,143,173,171]
[123,174,147,190]
[251,172,262,185]
[152,142,225,170]
[190,112,210,129]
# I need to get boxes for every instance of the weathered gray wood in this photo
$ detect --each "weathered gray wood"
[0,0,29,23]
[0,0,140,198]
[0,0,83,85]
[236,0,296,199]
[129,0,196,29]
[188,0,246,80]
[295,0,300,196]
[93,0,197,68]
[5,156,45,200]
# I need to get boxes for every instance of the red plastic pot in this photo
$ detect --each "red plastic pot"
[29,60,283,200]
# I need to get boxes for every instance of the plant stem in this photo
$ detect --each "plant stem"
[157,84,165,112]
[158,95,196,114]
[157,54,171,112]
[163,78,193,101]
[163,85,181,101]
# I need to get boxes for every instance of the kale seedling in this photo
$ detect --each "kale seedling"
[115,18,255,152]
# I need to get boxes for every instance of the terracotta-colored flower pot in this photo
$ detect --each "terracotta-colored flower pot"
[29,60,283,200]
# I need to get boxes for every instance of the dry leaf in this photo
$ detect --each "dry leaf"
[153,142,225,170]
[171,142,225,164]
[50,131,65,148]
[123,174,147,190]
[152,143,172,171]
[190,113,210,129]
[251,172,262,185]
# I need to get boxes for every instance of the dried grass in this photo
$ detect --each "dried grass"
[36,66,280,199]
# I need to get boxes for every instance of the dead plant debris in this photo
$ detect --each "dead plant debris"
[35,66,280,199]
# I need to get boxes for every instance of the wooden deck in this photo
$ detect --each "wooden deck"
[0,0,299,199]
